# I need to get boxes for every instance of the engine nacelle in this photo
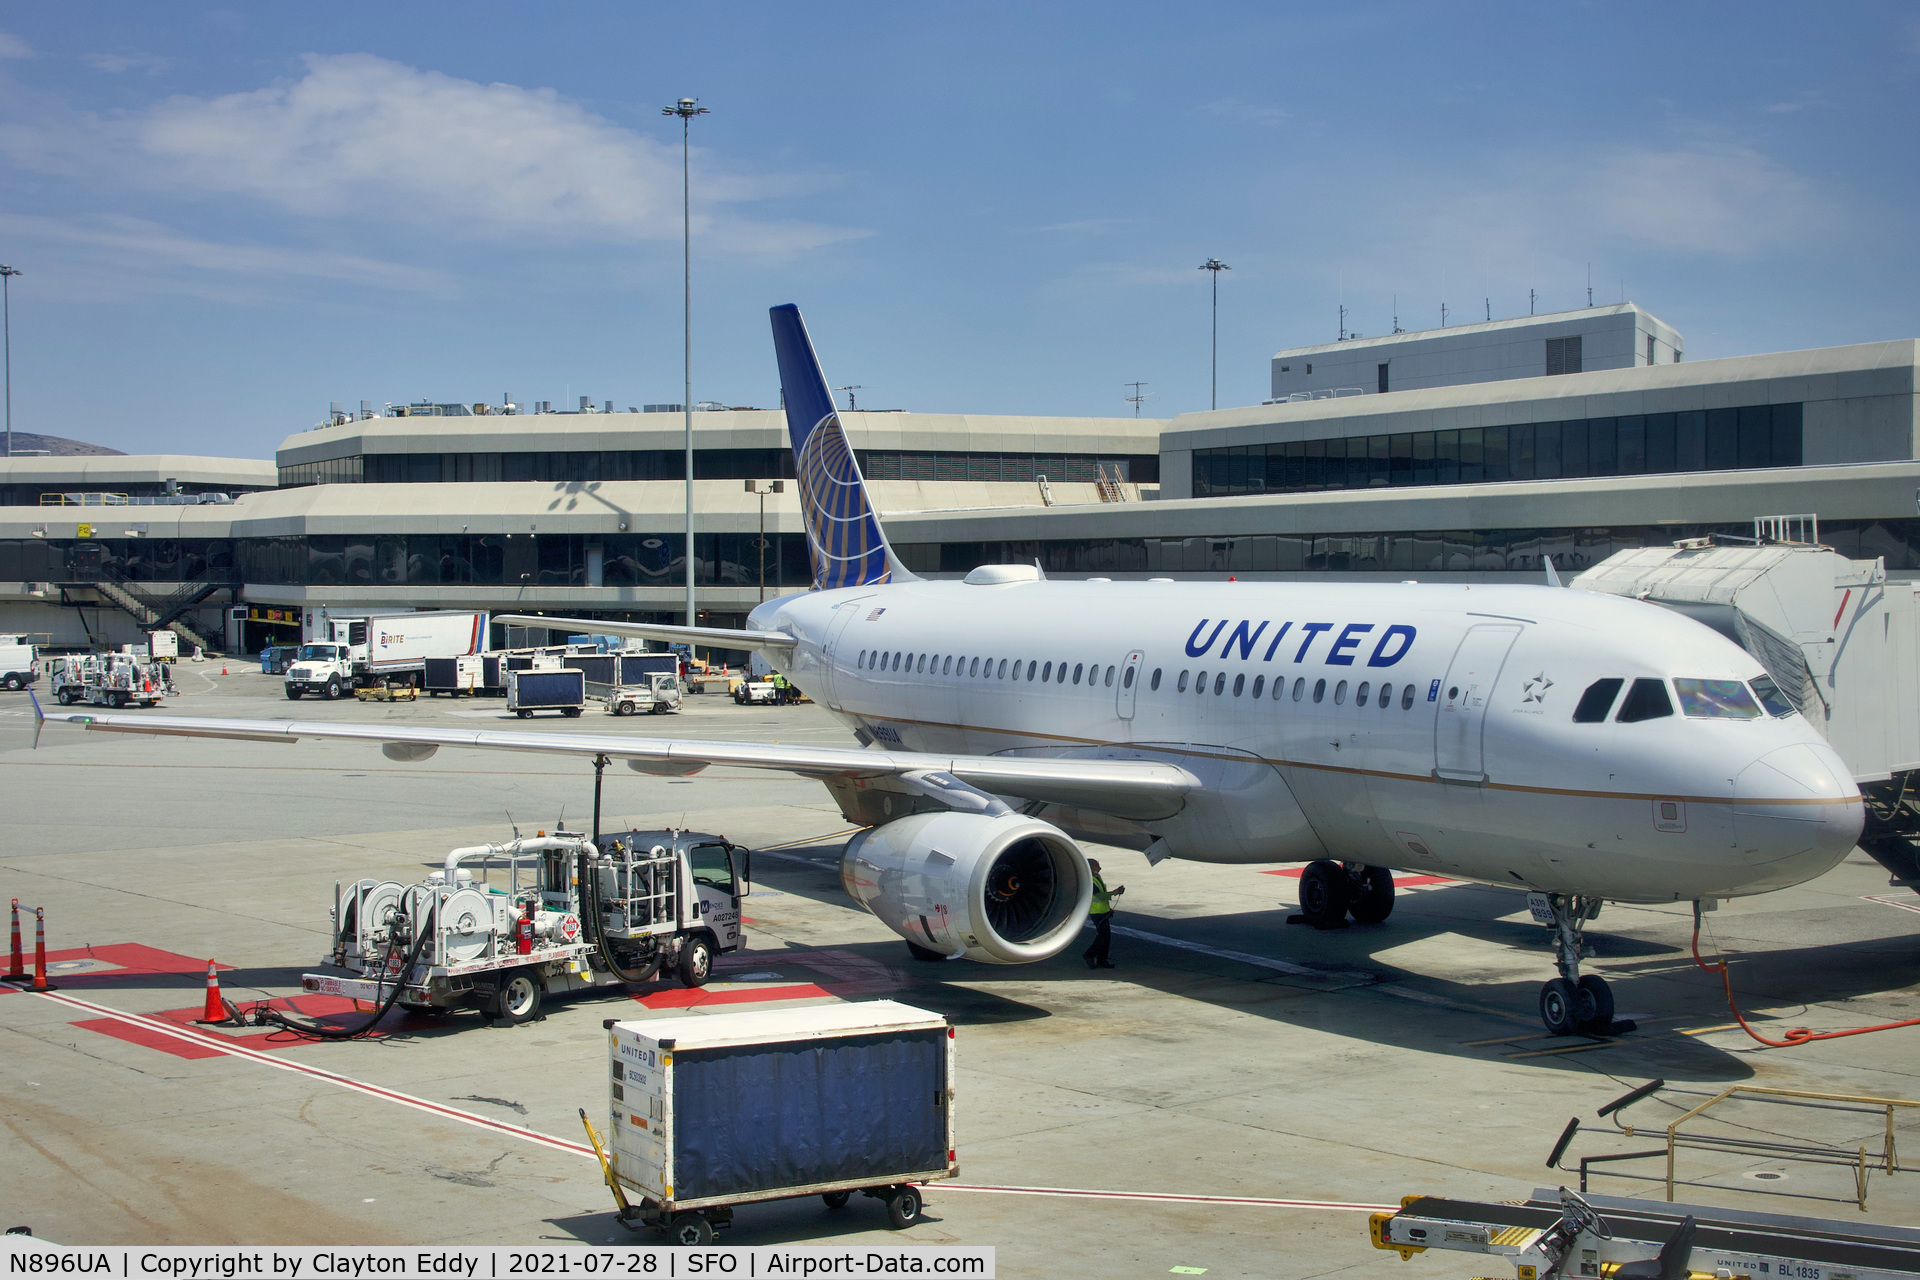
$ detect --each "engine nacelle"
[841,811,1093,964]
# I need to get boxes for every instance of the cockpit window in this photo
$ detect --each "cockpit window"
[1616,677,1674,723]
[1750,674,1796,718]
[1673,677,1761,720]
[1572,678,1623,723]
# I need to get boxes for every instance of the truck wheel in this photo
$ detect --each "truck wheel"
[492,970,543,1024]
[2,674,19,691]
[885,1185,922,1229]
[677,937,713,988]
[650,702,667,715]
[326,678,344,700]
[821,1191,851,1210]
[667,1213,712,1246]
[286,688,302,700]
[56,688,74,705]
[110,691,128,709]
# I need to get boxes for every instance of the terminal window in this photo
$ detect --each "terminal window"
[1546,336,1582,376]
[1189,402,1802,498]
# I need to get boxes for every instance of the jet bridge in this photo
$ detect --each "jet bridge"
[1573,518,1920,886]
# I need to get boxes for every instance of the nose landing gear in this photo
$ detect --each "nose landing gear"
[1538,893,1620,1036]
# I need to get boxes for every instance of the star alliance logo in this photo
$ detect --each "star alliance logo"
[1522,673,1554,703]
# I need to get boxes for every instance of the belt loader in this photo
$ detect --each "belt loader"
[304,828,749,1024]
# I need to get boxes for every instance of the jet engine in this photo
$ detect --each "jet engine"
[841,811,1093,964]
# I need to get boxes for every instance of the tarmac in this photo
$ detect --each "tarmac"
[7,664,1920,1277]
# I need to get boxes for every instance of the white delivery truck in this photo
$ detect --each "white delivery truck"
[0,634,38,691]
[302,828,749,1024]
[285,610,488,700]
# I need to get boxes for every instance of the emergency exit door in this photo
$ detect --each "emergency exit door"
[1116,650,1144,720]
[1433,624,1521,782]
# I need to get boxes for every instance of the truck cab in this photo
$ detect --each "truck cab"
[284,641,358,699]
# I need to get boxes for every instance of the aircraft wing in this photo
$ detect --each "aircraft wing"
[492,614,796,652]
[32,704,1196,820]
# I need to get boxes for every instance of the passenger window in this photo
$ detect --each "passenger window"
[1400,684,1414,710]
[998,659,1008,679]
[1042,661,1051,682]
[1573,678,1622,723]
[1619,678,1676,722]
[1149,668,1161,691]
[1251,675,1264,698]
[1750,674,1795,717]
[1213,672,1226,695]
[1313,678,1326,703]
[1232,674,1245,697]
[917,654,927,673]
[1195,670,1207,694]
[1293,677,1306,701]
[1026,660,1037,680]
[1177,670,1189,692]
[1672,677,1756,720]
[1356,681,1370,705]
[1376,683,1390,708]
[1072,663,1083,684]
[1105,665,1115,687]
[1334,680,1348,705]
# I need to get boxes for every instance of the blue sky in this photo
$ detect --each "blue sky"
[0,3,1915,457]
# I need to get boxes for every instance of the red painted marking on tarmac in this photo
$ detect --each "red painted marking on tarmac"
[1262,867,1454,888]
[943,1183,1393,1212]
[71,1016,227,1060]
[633,982,831,1010]
[142,993,430,1045]
[37,943,229,982]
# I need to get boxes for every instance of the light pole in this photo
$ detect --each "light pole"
[1198,258,1229,410]
[744,479,784,603]
[1,264,19,458]
[663,96,709,629]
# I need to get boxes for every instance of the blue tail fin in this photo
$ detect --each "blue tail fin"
[770,304,914,589]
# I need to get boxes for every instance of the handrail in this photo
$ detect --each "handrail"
[1662,1085,1916,1208]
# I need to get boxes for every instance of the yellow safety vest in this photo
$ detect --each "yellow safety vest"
[1090,874,1112,915]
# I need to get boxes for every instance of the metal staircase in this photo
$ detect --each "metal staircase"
[56,567,223,653]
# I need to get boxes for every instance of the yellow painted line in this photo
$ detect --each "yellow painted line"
[1503,1041,1619,1060]
[1461,1033,1542,1047]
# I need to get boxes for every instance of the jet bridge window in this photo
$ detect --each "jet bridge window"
[1750,674,1796,717]
[1673,677,1759,720]
[1618,677,1676,723]
[1572,678,1624,723]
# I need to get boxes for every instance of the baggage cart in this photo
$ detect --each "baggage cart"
[507,667,586,718]
[595,1001,956,1245]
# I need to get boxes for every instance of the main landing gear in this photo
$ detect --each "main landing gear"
[1292,860,1395,928]
[1537,893,1619,1037]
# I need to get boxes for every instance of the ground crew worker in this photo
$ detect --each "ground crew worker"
[770,671,790,705]
[1082,858,1124,969]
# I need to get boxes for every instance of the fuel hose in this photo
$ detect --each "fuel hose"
[261,908,435,1041]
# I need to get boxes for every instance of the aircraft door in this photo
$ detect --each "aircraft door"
[1434,624,1522,782]
[818,596,868,710]
[1116,650,1144,721]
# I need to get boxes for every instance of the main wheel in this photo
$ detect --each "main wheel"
[885,1185,922,1229]
[668,1213,712,1246]
[678,937,713,988]
[1574,974,1615,1034]
[1348,866,1395,924]
[1297,859,1350,925]
[1540,977,1580,1036]
[821,1191,851,1209]
[905,941,948,963]
[493,969,544,1024]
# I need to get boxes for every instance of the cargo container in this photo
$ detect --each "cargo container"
[424,654,483,697]
[507,667,585,717]
[602,1001,956,1244]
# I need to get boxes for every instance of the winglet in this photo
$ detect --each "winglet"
[28,687,44,749]
[1543,555,1564,588]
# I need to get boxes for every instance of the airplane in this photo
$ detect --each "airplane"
[34,303,1863,1037]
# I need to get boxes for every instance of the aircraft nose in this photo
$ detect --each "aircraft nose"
[1732,742,1862,867]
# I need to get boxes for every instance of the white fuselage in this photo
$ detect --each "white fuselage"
[750,577,1862,905]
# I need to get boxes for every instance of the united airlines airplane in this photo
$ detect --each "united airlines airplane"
[37,305,1863,1036]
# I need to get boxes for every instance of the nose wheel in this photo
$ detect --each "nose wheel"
[1538,894,1620,1035]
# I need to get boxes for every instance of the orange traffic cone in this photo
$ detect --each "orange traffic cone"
[7,899,22,981]
[221,667,228,676]
[31,908,53,991]
[196,960,227,1023]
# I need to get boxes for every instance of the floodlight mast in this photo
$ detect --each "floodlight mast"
[1198,258,1230,410]
[0,264,19,458]
[663,97,709,630]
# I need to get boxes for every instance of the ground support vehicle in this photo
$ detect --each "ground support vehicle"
[423,654,483,697]
[0,634,39,690]
[304,828,749,1023]
[1371,1185,1920,1278]
[285,610,487,700]
[606,673,683,716]
[48,652,169,708]
[507,667,585,718]
[354,681,418,703]
[259,645,297,676]
[729,674,804,705]
[598,1002,956,1244]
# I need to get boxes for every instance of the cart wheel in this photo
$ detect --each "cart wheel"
[822,1191,851,1210]
[885,1185,921,1229]
[615,701,634,716]
[492,969,544,1024]
[678,937,713,988]
[562,706,582,717]
[516,709,532,719]
[668,1213,712,1246]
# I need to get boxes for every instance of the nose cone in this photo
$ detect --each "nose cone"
[1733,742,1862,871]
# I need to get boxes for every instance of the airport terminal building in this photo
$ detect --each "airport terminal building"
[2,305,1917,655]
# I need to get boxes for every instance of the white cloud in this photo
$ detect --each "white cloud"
[115,53,861,252]
[1202,98,1289,128]
[1583,144,1828,254]
[86,52,171,75]
[0,29,32,58]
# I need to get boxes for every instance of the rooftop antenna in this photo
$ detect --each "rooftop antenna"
[835,385,862,411]
[1440,301,1449,328]
[1530,287,1536,316]
[1392,294,1402,334]
[1338,303,1347,341]
[1485,297,1491,323]
[1124,381,1149,417]
[1587,263,1593,308]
